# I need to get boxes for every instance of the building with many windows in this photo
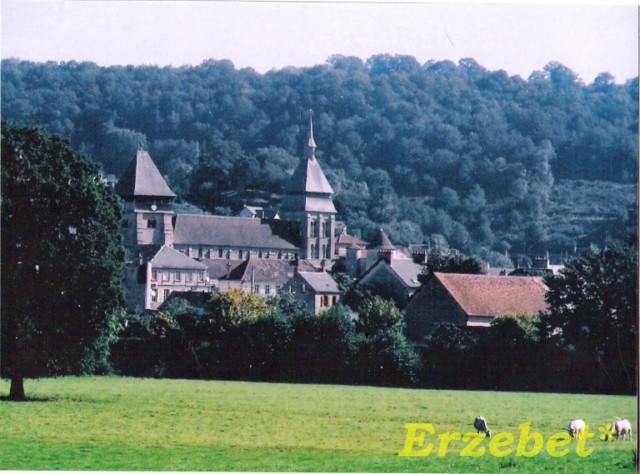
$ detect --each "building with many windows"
[116,117,339,311]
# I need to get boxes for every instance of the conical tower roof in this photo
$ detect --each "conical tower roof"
[285,115,334,195]
[281,114,336,214]
[367,228,396,251]
[115,150,176,200]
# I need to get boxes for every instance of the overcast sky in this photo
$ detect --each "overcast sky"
[1,1,638,84]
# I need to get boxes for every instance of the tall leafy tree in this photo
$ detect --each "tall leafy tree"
[541,240,638,394]
[1,123,126,400]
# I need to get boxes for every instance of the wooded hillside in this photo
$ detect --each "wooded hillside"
[2,56,637,265]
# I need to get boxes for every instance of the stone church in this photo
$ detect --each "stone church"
[116,117,339,311]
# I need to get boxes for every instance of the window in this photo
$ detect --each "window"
[323,295,329,306]
[175,270,181,281]
[322,221,328,238]
[333,295,338,305]
[151,289,158,302]
[322,244,328,259]
[198,271,204,282]
[218,248,223,258]
[186,272,193,282]
[258,250,263,258]
[276,285,281,294]
[310,244,316,259]
[147,219,157,228]
[239,249,243,259]
[254,284,260,294]
[151,270,158,281]
[265,285,270,295]
[162,271,170,282]
[310,220,318,237]
[163,289,171,301]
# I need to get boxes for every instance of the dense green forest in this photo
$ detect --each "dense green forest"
[1,56,637,266]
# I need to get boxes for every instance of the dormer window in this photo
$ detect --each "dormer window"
[147,219,157,228]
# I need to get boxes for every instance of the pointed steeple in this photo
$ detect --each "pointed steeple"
[280,112,337,261]
[308,111,317,154]
[115,150,176,200]
[283,112,334,198]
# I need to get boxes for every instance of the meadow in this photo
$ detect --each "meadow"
[0,376,636,473]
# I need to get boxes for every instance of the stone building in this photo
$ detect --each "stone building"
[116,118,338,311]
[281,271,342,314]
[403,272,549,342]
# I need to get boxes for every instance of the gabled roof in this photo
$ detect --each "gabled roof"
[297,271,341,293]
[115,150,176,199]
[432,272,548,317]
[200,259,246,280]
[173,214,298,250]
[360,257,423,289]
[150,246,207,270]
[227,258,294,284]
[389,259,424,288]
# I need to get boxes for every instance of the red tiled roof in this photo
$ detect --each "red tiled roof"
[433,272,548,317]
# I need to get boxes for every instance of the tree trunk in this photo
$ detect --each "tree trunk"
[9,376,26,401]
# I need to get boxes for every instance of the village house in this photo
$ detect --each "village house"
[351,228,424,307]
[403,272,549,342]
[281,271,342,315]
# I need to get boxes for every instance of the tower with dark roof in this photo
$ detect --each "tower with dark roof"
[115,150,176,250]
[280,114,337,261]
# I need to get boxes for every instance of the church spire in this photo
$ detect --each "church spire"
[308,110,317,157]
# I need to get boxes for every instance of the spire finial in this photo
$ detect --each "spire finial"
[308,109,317,156]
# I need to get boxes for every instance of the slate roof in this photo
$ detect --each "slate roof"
[285,156,335,195]
[115,150,176,199]
[229,259,291,284]
[389,259,424,288]
[223,258,320,284]
[200,259,246,280]
[172,214,299,250]
[360,257,424,289]
[281,115,336,215]
[298,271,341,293]
[150,246,207,270]
[280,195,337,214]
[432,272,548,317]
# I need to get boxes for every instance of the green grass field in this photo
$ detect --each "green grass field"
[0,376,636,473]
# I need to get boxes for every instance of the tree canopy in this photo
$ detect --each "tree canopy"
[1,123,126,399]
[1,56,637,264]
[541,240,638,394]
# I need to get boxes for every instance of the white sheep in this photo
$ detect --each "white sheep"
[473,416,491,438]
[612,418,632,441]
[567,419,586,439]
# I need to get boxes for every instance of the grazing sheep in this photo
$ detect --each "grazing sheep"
[612,418,632,441]
[473,416,491,438]
[567,419,586,439]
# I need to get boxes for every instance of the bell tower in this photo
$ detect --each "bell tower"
[280,113,337,261]
[114,150,176,253]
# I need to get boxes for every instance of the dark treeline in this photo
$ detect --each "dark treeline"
[2,56,637,265]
